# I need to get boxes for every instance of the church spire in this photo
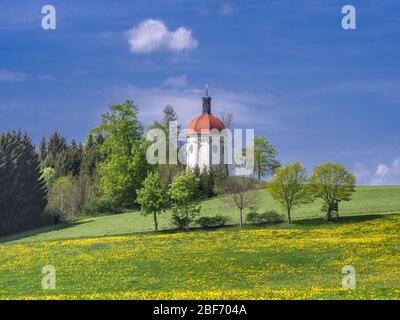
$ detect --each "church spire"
[202,84,212,114]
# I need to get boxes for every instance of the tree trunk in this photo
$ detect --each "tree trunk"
[326,208,332,221]
[153,212,158,232]
[240,208,243,228]
[287,207,292,224]
[185,212,189,231]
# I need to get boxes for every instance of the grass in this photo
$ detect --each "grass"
[0,185,399,299]
[2,185,400,243]
[0,213,399,299]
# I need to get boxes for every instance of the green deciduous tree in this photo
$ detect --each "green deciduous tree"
[46,176,78,222]
[169,171,200,230]
[309,162,356,221]
[267,162,311,224]
[94,100,150,207]
[250,136,280,180]
[136,171,168,232]
[41,167,56,191]
[149,105,183,186]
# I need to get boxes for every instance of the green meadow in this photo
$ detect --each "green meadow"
[2,186,400,243]
[0,186,399,300]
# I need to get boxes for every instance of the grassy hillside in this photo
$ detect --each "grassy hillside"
[2,186,400,244]
[201,185,400,219]
[0,214,399,299]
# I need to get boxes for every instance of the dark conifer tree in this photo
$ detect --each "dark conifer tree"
[0,131,47,235]
[63,139,83,176]
[44,132,68,175]
[39,137,47,168]
[47,132,67,159]
[80,133,104,176]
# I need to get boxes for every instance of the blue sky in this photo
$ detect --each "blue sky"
[1,0,400,185]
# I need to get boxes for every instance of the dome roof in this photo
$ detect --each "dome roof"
[187,113,225,133]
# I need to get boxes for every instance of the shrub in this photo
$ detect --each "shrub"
[83,194,120,215]
[170,204,201,230]
[196,215,229,228]
[171,212,188,230]
[246,210,284,225]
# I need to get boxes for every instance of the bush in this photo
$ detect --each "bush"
[83,194,120,215]
[171,212,188,230]
[246,210,284,225]
[170,204,201,230]
[196,215,229,228]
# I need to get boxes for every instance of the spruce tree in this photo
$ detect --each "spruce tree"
[0,132,47,235]
[80,133,104,176]
[45,132,67,175]
[63,139,82,176]
[39,137,47,168]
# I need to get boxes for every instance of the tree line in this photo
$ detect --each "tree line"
[135,160,356,233]
[0,98,356,236]
[0,101,236,235]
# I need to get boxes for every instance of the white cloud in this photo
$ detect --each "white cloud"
[162,75,188,89]
[353,158,400,185]
[127,19,198,54]
[0,70,29,82]
[375,164,390,178]
[110,85,277,128]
